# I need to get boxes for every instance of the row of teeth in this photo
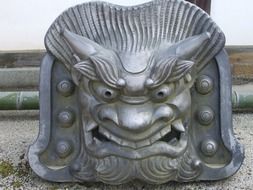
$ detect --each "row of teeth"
[86,119,185,149]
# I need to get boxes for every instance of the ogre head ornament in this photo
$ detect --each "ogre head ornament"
[28,0,244,185]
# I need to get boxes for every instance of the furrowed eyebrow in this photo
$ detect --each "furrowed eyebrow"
[89,54,120,88]
[74,51,125,89]
[147,55,178,88]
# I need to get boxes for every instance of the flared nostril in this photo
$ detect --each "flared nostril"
[152,105,174,124]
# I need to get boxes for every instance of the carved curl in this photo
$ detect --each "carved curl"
[45,0,225,73]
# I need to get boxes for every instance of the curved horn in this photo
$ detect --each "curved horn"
[61,29,104,59]
[155,32,210,61]
[175,32,210,59]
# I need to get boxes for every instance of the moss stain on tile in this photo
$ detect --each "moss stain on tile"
[11,180,23,188]
[0,159,15,178]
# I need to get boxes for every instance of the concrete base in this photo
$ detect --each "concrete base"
[0,112,252,189]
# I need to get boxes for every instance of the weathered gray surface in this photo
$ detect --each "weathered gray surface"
[0,112,251,189]
[30,0,243,184]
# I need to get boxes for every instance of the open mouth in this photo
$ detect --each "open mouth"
[83,118,188,159]
[93,120,184,148]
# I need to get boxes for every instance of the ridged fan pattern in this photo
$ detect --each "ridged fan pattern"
[45,0,225,72]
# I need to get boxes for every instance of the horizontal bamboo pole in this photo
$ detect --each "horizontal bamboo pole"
[232,90,253,111]
[0,91,39,110]
[0,90,252,111]
[1,46,253,89]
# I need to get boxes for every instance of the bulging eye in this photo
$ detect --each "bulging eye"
[92,82,119,102]
[101,89,118,100]
[151,84,174,102]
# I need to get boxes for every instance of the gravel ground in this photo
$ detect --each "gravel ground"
[0,112,252,190]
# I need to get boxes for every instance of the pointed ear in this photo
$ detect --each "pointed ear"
[167,60,194,82]
[153,32,210,83]
[61,29,120,88]
[167,32,210,82]
[61,29,105,59]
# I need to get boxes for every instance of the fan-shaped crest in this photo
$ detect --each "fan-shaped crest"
[45,0,225,72]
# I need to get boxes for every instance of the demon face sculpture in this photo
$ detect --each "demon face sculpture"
[64,30,208,183]
[65,29,209,156]
[28,0,244,185]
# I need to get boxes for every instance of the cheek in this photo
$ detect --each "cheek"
[169,89,191,114]
[78,88,99,113]
[78,79,99,111]
[79,90,89,107]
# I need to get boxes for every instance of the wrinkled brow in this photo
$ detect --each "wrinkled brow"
[74,51,121,89]
[147,52,195,88]
[147,54,179,88]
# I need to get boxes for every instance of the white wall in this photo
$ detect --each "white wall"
[0,0,252,50]
[211,0,253,46]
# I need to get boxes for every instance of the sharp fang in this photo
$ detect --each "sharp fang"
[169,138,178,145]
[93,137,102,145]
[171,119,185,132]
[160,125,171,136]
[184,73,192,83]
[84,130,93,145]
[99,127,111,139]
[86,120,97,132]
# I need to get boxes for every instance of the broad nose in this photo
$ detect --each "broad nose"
[97,103,153,132]
[97,103,174,132]
[117,104,153,132]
